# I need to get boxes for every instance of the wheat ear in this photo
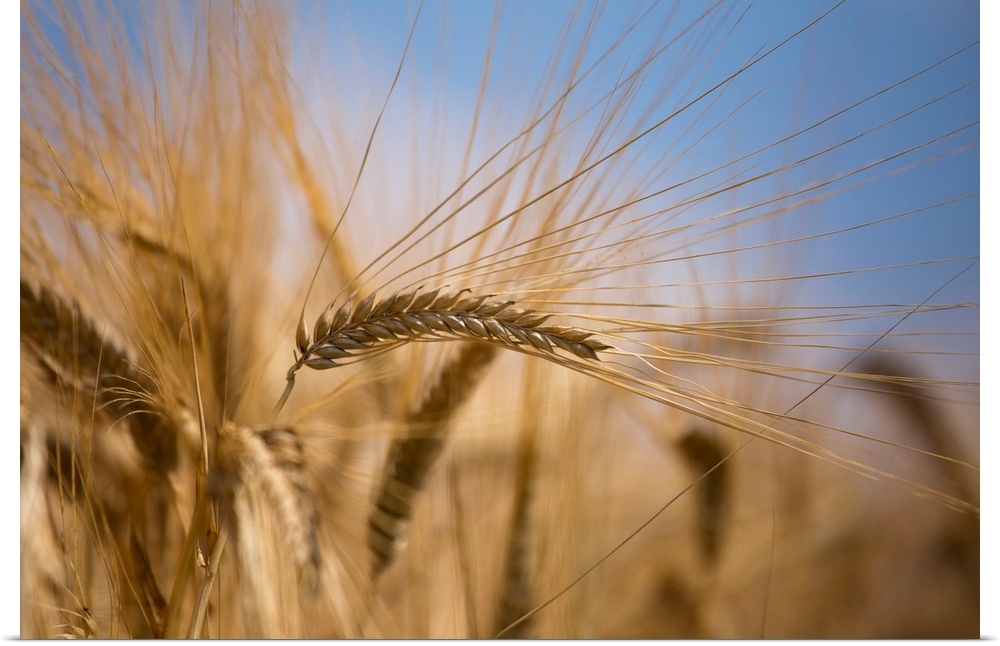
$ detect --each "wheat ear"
[368,342,497,577]
[21,279,137,406]
[213,423,321,590]
[858,357,978,577]
[293,287,607,372]
[273,286,608,418]
[676,426,730,564]
[20,279,178,472]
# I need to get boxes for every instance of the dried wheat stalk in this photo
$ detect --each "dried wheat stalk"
[129,529,168,638]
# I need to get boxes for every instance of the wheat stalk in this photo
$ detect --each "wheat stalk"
[494,412,540,639]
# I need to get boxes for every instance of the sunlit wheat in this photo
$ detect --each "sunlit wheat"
[20,0,978,638]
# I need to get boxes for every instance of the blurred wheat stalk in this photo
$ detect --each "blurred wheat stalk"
[19,0,979,638]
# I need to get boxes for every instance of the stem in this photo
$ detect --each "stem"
[270,370,298,422]
[162,492,209,638]
[181,279,210,472]
[186,525,230,639]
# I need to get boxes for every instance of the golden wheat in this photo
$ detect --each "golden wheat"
[19,0,979,638]
[369,341,497,577]
[294,289,608,370]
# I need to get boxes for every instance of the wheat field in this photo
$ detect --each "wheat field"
[18,1,980,639]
